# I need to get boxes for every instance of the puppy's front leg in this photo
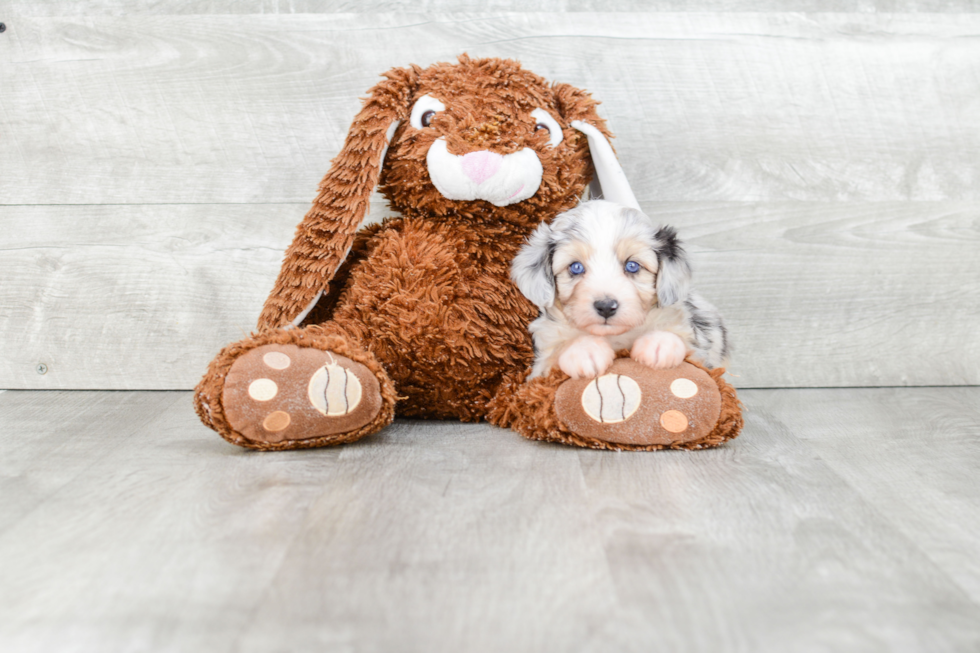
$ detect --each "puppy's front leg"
[631,330,689,369]
[558,336,616,379]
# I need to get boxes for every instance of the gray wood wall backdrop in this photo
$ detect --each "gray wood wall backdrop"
[1,2,979,390]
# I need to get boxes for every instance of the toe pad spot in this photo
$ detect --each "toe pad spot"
[263,411,291,432]
[263,352,291,370]
[670,378,698,398]
[248,378,278,401]
[660,409,689,433]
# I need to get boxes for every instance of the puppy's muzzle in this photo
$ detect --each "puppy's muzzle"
[593,298,619,319]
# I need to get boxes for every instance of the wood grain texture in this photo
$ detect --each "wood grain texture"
[751,386,980,604]
[2,13,980,204]
[2,9,979,390]
[1,387,979,652]
[647,201,980,388]
[7,1,980,15]
[0,390,345,652]
[2,201,977,389]
[0,390,182,534]
[0,202,393,390]
[0,203,299,390]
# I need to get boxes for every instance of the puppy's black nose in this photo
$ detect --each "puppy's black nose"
[594,298,618,319]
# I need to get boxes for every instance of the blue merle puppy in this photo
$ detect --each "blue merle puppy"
[511,200,729,379]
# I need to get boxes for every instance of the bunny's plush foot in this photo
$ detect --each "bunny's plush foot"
[554,358,722,447]
[195,327,397,451]
[488,356,742,451]
[220,344,384,446]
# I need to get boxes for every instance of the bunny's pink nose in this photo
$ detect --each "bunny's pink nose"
[461,150,502,185]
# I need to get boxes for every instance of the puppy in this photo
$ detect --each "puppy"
[511,200,729,379]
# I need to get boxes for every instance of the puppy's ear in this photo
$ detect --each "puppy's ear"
[511,221,557,309]
[258,65,420,329]
[654,226,692,307]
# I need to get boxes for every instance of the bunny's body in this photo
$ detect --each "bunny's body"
[310,216,536,421]
[195,56,743,451]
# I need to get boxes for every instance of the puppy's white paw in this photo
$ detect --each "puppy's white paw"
[558,336,615,379]
[631,331,688,370]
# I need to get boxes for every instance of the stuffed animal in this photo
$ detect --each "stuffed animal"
[194,55,743,451]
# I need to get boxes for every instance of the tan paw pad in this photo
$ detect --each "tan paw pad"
[581,374,642,424]
[308,361,363,416]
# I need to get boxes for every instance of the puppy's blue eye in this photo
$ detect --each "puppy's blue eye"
[569,262,585,276]
[624,261,641,274]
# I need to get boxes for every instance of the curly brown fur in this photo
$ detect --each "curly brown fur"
[311,216,539,421]
[259,55,608,330]
[486,356,743,451]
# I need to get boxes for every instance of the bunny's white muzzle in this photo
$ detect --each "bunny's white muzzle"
[426,138,542,207]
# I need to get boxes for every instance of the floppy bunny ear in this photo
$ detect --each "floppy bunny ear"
[653,226,692,307]
[552,82,640,211]
[257,66,419,330]
[571,121,640,211]
[511,221,558,309]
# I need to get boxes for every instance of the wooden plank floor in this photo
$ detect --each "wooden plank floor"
[1,388,979,652]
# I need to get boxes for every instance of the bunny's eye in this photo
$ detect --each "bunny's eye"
[569,262,585,276]
[530,108,563,148]
[410,95,446,130]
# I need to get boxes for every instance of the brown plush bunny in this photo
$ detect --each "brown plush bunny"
[194,55,742,451]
